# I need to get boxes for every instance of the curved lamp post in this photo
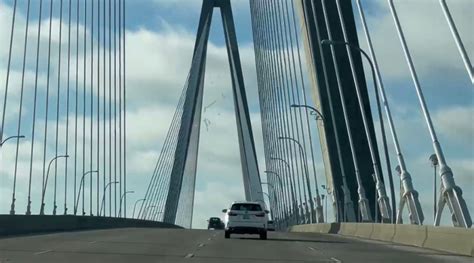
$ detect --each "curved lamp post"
[100,181,119,216]
[290,105,325,122]
[132,198,146,219]
[321,39,395,223]
[271,157,299,225]
[278,137,317,223]
[265,170,290,227]
[259,185,274,210]
[119,191,134,218]
[4,135,26,215]
[40,154,69,215]
[74,170,99,216]
[0,135,25,146]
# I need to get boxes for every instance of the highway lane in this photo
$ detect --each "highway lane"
[0,228,470,262]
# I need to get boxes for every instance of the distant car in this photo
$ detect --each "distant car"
[222,201,269,240]
[267,220,275,231]
[207,217,224,230]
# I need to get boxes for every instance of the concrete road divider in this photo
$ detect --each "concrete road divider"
[392,224,427,247]
[354,223,374,239]
[339,223,358,236]
[423,226,474,257]
[289,223,473,257]
[289,223,339,234]
[370,223,395,242]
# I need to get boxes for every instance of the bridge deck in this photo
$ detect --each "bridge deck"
[0,228,469,262]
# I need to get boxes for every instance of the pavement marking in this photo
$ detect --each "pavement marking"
[89,241,98,244]
[185,253,194,258]
[34,250,52,255]
[198,243,205,248]
[308,246,317,251]
[330,257,342,263]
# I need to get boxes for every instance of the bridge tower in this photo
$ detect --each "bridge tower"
[162,0,263,226]
[295,0,385,222]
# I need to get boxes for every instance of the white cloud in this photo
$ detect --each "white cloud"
[433,105,474,144]
[358,0,473,83]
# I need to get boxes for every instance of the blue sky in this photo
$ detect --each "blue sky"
[0,0,472,229]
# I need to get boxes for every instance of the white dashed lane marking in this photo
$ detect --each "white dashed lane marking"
[34,250,52,255]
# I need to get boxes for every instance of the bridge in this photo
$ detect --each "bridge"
[0,0,472,262]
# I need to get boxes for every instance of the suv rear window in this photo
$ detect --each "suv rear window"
[210,218,220,222]
[231,203,262,211]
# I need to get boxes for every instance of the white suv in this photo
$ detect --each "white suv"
[222,201,269,240]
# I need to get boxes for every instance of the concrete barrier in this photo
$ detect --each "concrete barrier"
[289,223,339,234]
[338,223,358,236]
[370,223,395,242]
[423,226,474,257]
[0,215,182,236]
[354,223,374,239]
[288,223,473,257]
[392,224,427,247]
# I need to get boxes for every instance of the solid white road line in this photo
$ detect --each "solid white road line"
[330,257,342,263]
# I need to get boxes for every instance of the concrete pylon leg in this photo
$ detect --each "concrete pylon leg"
[162,0,263,226]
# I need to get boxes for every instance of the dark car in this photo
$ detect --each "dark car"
[207,217,224,230]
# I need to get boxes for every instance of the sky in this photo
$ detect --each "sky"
[0,0,472,229]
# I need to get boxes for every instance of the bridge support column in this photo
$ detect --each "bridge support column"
[162,0,264,227]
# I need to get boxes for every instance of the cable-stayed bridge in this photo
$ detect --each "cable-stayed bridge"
[0,0,472,262]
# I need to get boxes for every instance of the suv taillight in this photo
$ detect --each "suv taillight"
[256,213,265,217]
[228,212,237,216]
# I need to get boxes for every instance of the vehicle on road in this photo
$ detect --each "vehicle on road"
[222,201,269,240]
[267,220,275,231]
[207,217,224,230]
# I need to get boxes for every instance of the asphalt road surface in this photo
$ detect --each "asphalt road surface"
[0,228,470,262]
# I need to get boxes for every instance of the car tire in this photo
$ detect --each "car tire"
[259,231,267,240]
[225,231,230,239]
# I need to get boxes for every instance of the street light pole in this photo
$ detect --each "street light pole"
[289,106,326,223]
[279,137,319,223]
[265,171,290,227]
[271,157,299,225]
[260,183,276,218]
[429,154,439,220]
[3,135,27,215]
[132,198,146,219]
[40,155,69,215]
[100,181,119,216]
[321,39,392,223]
[355,0,421,225]
[258,190,273,220]
[74,170,99,216]
[119,191,134,218]
[0,135,26,147]
[321,40,395,223]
